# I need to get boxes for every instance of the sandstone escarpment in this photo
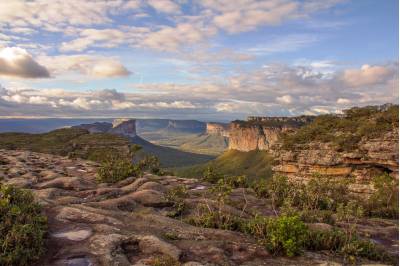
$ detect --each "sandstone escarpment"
[75,118,137,138]
[273,128,399,195]
[227,116,310,151]
[109,118,137,138]
[206,122,229,137]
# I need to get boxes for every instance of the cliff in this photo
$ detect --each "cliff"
[74,118,137,138]
[273,129,399,195]
[272,105,399,195]
[109,118,137,138]
[228,116,310,151]
[166,120,205,133]
[206,122,229,137]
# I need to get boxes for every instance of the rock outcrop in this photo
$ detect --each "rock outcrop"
[228,116,312,151]
[74,118,137,138]
[109,118,137,138]
[272,128,399,195]
[1,149,397,265]
[206,122,229,137]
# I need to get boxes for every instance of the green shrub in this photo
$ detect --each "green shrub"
[297,174,349,211]
[97,154,141,183]
[138,155,163,175]
[225,175,248,188]
[186,204,244,231]
[202,166,223,183]
[250,178,268,198]
[0,185,47,266]
[165,185,188,218]
[365,173,399,218]
[265,175,292,210]
[281,105,398,151]
[244,215,307,257]
[299,209,335,224]
[306,228,394,264]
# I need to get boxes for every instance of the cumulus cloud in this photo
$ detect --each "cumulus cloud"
[38,54,131,78]
[0,60,397,119]
[276,95,293,104]
[342,64,397,87]
[0,47,50,78]
[147,0,180,14]
[142,23,215,52]
[211,1,298,33]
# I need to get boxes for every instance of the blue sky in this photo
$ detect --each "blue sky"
[0,0,398,120]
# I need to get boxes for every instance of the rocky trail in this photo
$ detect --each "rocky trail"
[0,149,398,266]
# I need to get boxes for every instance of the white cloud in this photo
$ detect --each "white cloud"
[0,47,50,78]
[38,54,130,78]
[0,61,397,119]
[142,23,214,52]
[247,34,319,55]
[342,64,396,87]
[276,95,293,104]
[147,0,181,14]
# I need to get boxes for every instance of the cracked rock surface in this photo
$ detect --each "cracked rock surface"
[0,149,397,266]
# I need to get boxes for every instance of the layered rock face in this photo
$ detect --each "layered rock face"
[74,119,137,138]
[272,129,399,195]
[109,118,137,138]
[72,122,112,133]
[206,122,229,137]
[166,120,206,133]
[228,117,310,151]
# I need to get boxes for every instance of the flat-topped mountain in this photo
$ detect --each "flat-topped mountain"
[73,118,137,138]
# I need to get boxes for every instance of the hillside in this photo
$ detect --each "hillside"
[0,128,214,168]
[130,135,215,167]
[175,149,274,180]
[144,132,228,156]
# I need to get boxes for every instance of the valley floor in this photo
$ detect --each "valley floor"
[0,149,398,266]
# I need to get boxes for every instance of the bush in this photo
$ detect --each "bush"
[202,166,223,183]
[0,185,47,265]
[281,105,398,151]
[186,204,244,231]
[365,173,398,218]
[265,175,292,210]
[225,175,248,188]
[250,178,268,198]
[165,185,188,218]
[244,215,307,257]
[306,228,394,264]
[297,174,349,211]
[97,154,141,183]
[138,155,163,175]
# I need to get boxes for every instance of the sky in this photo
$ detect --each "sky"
[0,0,398,121]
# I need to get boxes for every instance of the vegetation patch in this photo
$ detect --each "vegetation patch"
[175,149,274,180]
[281,105,398,151]
[0,184,47,266]
[243,215,307,257]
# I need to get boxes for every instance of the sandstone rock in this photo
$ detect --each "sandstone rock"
[52,228,92,241]
[120,177,148,192]
[138,235,182,260]
[36,176,95,191]
[131,189,170,207]
[183,262,205,266]
[137,181,165,192]
[4,177,33,188]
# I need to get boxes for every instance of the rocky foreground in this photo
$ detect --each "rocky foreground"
[0,149,398,266]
